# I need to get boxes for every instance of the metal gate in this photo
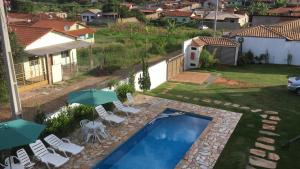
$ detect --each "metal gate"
[14,59,48,92]
[167,54,184,80]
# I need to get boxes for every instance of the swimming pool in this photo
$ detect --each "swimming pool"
[93,108,212,169]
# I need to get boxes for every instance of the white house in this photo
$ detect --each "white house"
[80,9,102,23]
[183,36,239,70]
[11,25,91,91]
[230,19,300,65]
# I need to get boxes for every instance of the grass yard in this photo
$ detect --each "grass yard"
[147,64,300,169]
[77,23,215,71]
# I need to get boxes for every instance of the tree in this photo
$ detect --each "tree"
[248,2,269,15]
[9,32,28,63]
[275,0,287,7]
[138,56,151,92]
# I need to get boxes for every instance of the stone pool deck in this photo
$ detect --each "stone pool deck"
[36,94,242,169]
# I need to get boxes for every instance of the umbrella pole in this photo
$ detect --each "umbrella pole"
[9,149,12,169]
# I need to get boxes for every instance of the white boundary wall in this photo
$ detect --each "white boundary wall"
[133,60,167,91]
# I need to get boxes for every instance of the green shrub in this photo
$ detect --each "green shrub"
[116,83,135,102]
[106,79,119,89]
[200,49,216,68]
[42,105,94,137]
[149,38,166,55]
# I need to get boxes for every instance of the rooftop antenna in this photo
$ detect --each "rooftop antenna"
[214,0,219,37]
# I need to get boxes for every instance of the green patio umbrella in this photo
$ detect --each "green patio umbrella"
[0,119,45,168]
[67,89,119,106]
[68,89,119,122]
[0,119,45,150]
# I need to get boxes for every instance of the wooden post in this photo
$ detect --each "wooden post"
[45,54,52,85]
[89,45,94,69]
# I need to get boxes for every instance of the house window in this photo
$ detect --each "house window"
[190,52,195,60]
[61,51,69,58]
[29,56,39,66]
[76,24,79,29]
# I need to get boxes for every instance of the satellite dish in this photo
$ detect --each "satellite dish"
[64,25,70,31]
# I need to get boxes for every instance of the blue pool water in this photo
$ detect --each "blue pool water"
[93,108,212,169]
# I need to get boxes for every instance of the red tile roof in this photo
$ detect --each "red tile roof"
[165,11,193,17]
[31,20,77,32]
[10,25,52,46]
[67,28,96,36]
[230,19,300,40]
[192,37,239,47]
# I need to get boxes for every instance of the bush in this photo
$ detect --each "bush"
[116,83,135,102]
[106,79,119,89]
[149,38,166,55]
[42,105,94,137]
[200,49,216,68]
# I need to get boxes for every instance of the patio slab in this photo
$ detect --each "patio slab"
[35,94,242,169]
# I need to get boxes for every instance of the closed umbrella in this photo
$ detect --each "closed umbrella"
[0,119,45,168]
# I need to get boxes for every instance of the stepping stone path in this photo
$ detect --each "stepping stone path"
[202,99,212,103]
[174,97,282,169]
[224,102,232,106]
[251,109,263,113]
[260,114,268,119]
[248,110,281,169]
[249,156,277,169]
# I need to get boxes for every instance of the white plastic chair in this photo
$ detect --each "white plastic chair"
[16,149,35,168]
[80,119,95,143]
[113,100,140,116]
[95,105,125,125]
[44,134,84,157]
[29,140,69,169]
[126,93,135,106]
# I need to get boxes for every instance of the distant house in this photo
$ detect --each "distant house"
[120,2,136,10]
[11,25,91,91]
[288,0,300,5]
[31,20,96,43]
[267,6,300,16]
[139,7,163,14]
[229,19,300,65]
[80,9,102,23]
[203,11,248,29]
[251,15,300,26]
[183,36,239,69]
[163,11,198,23]
[203,0,227,9]
[7,12,61,25]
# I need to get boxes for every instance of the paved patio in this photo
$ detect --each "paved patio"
[35,94,242,169]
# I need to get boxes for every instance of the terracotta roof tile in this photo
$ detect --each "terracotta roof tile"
[31,20,77,32]
[192,37,239,47]
[165,11,193,17]
[10,25,52,46]
[67,28,96,36]
[231,19,300,41]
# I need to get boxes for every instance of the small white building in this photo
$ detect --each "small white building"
[80,9,102,23]
[11,25,91,91]
[230,19,300,65]
[183,36,239,70]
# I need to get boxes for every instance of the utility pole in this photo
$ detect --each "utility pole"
[214,0,219,37]
[0,0,22,119]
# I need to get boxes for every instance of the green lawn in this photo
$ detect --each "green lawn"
[77,23,215,70]
[147,64,300,169]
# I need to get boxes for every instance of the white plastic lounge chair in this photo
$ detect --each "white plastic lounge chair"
[113,100,140,116]
[44,134,84,157]
[16,149,35,168]
[95,105,125,125]
[4,156,24,169]
[126,93,135,106]
[29,140,69,169]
